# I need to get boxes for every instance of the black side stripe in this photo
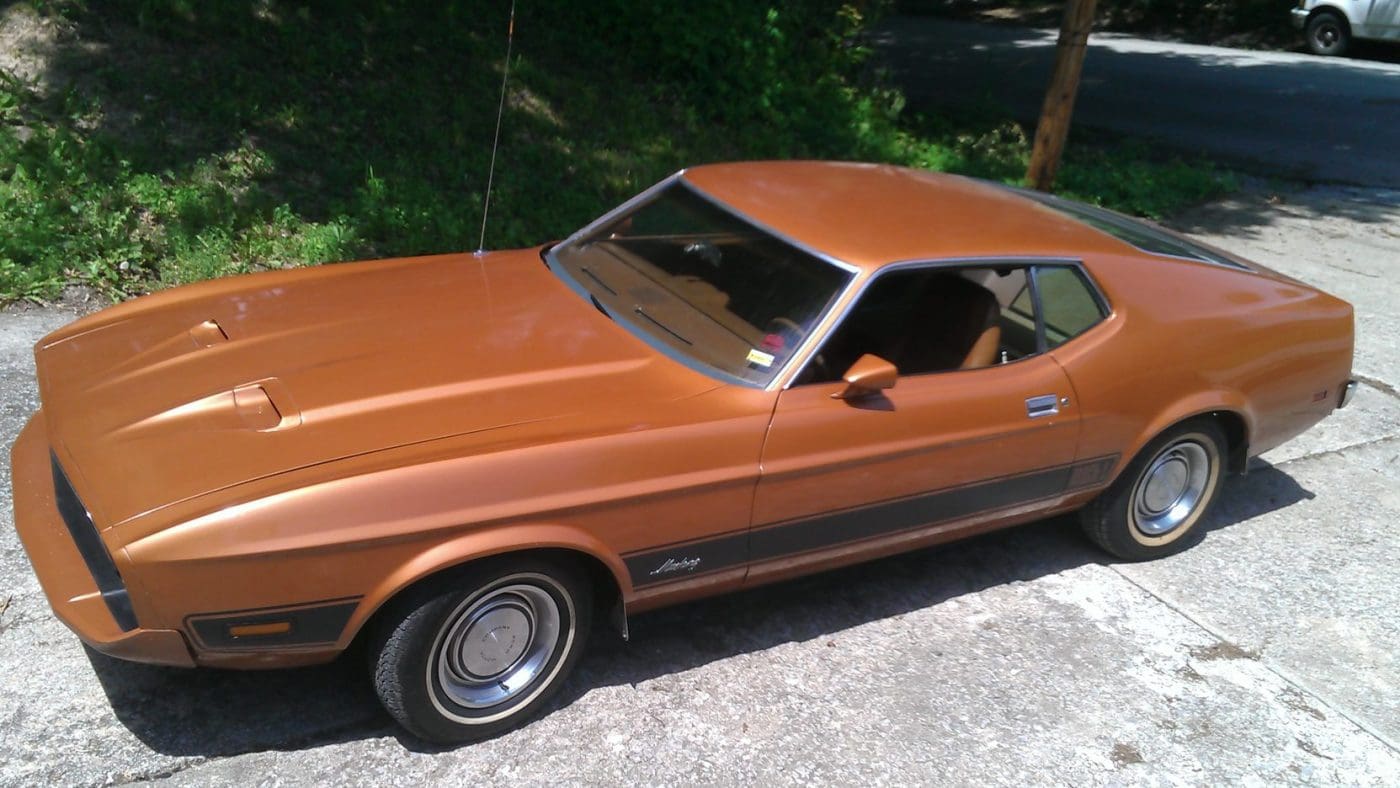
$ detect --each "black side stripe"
[623,531,749,590]
[626,454,1118,590]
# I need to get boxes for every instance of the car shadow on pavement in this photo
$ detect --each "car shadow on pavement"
[556,459,1313,736]
[86,461,1311,756]
[1165,185,1400,243]
[84,642,395,756]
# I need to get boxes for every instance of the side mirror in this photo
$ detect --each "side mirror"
[832,354,898,400]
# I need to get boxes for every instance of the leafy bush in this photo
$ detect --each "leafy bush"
[545,2,900,157]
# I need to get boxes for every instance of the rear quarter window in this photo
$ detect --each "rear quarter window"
[1036,266,1105,348]
[1017,189,1250,271]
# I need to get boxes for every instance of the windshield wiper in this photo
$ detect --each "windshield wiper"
[589,294,612,320]
[580,266,617,295]
[633,306,692,346]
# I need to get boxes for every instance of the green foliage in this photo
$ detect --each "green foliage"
[549,1,899,157]
[0,1,1233,304]
[0,83,360,299]
[893,115,1234,218]
[1055,143,1238,219]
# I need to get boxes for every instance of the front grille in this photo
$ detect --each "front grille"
[50,453,138,631]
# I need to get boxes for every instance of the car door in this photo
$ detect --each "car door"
[747,262,1111,584]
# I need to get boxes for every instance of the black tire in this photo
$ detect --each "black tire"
[370,556,593,744]
[1080,418,1227,561]
[1306,11,1350,57]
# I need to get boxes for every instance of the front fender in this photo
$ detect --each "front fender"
[342,522,633,649]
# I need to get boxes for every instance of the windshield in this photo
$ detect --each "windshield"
[547,181,854,387]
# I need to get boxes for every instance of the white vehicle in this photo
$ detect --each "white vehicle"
[1293,0,1400,55]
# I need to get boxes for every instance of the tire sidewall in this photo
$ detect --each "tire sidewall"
[374,558,592,744]
[429,571,578,725]
[1123,429,1223,550]
[1307,13,1348,56]
[1091,419,1227,561]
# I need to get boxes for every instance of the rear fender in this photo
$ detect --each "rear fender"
[1114,389,1255,482]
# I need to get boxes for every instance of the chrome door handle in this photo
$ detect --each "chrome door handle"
[1026,394,1060,418]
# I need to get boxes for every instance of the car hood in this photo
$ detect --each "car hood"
[36,249,716,529]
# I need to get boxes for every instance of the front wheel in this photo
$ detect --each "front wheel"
[1305,11,1350,57]
[370,557,592,744]
[1080,419,1226,561]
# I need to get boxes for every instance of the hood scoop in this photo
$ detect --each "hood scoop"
[112,377,301,440]
[233,381,298,431]
[189,319,229,348]
[95,319,231,385]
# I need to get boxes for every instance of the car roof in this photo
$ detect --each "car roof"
[681,161,1129,271]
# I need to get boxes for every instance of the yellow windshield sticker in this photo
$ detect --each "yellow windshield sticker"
[746,348,776,368]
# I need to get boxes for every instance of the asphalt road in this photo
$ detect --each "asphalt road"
[873,17,1400,188]
[2,185,1399,784]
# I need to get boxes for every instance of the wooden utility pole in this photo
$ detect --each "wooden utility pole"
[1027,0,1099,191]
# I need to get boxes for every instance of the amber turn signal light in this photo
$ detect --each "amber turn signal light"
[228,621,292,638]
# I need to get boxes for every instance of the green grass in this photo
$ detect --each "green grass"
[0,1,1235,304]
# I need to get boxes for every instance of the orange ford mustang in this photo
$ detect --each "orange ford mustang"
[11,162,1355,743]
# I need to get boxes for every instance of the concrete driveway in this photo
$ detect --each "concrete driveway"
[2,185,1399,784]
[873,17,1400,188]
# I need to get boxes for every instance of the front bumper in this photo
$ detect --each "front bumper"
[1339,379,1359,409]
[1291,8,1309,30]
[10,414,195,668]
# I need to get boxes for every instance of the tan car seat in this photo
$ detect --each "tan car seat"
[899,274,1003,372]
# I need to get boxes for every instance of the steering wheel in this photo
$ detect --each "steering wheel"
[683,241,722,266]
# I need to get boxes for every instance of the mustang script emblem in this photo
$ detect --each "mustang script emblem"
[649,556,701,576]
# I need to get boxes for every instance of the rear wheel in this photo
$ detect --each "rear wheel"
[370,557,592,744]
[1306,11,1350,57]
[1080,419,1226,561]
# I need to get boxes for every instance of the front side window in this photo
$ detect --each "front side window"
[794,263,1107,385]
[796,266,1039,384]
[548,182,853,387]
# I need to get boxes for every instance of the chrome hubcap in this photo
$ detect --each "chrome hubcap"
[452,603,531,679]
[1132,440,1211,537]
[435,583,561,709]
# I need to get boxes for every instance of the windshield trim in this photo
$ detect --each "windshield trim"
[546,172,862,391]
[554,171,686,251]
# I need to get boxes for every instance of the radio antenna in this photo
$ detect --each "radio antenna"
[476,0,516,254]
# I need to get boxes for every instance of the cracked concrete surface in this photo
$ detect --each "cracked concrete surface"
[1,183,1398,785]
